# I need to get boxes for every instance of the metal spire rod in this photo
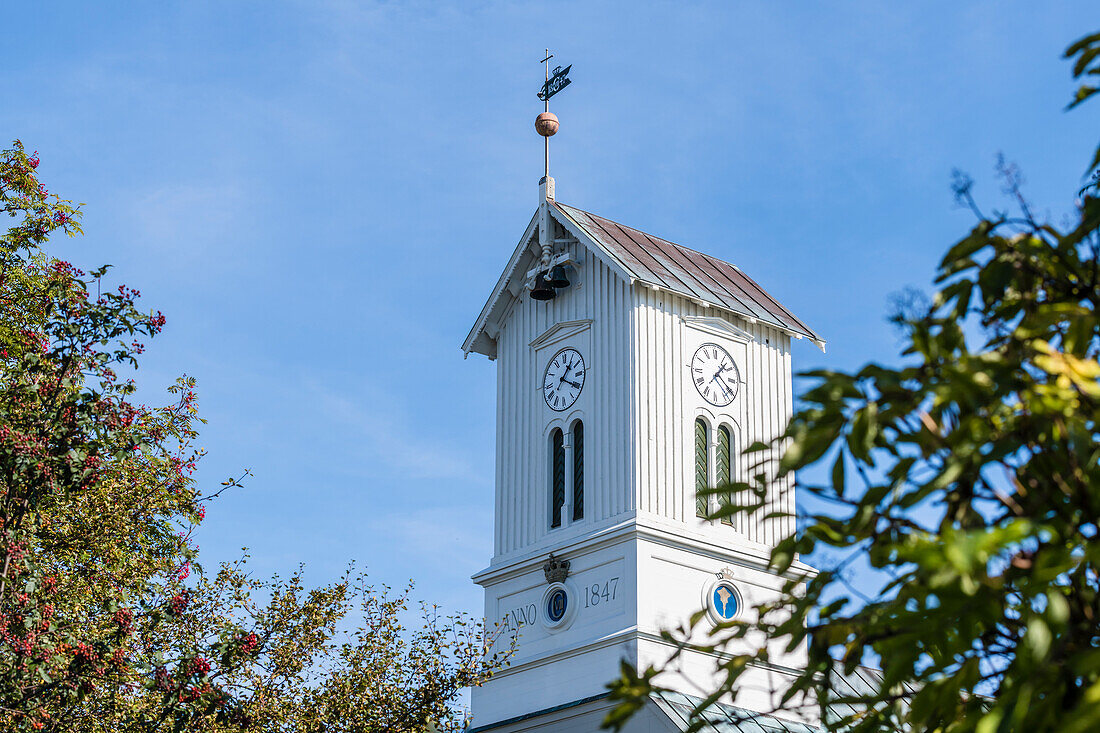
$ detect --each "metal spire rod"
[542,49,552,179]
[531,51,572,299]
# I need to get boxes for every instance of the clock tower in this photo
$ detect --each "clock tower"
[462,71,824,732]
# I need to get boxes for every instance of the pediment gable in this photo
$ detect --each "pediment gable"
[529,319,593,351]
[462,206,632,359]
[680,315,754,343]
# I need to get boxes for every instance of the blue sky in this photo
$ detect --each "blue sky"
[2,2,1095,616]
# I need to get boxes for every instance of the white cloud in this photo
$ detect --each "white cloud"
[366,505,490,571]
[307,380,486,484]
[125,181,247,258]
[360,504,492,615]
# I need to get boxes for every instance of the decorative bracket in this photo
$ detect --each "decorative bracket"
[526,251,581,283]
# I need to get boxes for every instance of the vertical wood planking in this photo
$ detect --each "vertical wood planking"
[745,322,758,543]
[492,240,633,558]
[769,326,780,545]
[782,334,794,538]
[623,287,797,548]
[629,278,638,512]
[495,352,504,554]
[490,231,799,559]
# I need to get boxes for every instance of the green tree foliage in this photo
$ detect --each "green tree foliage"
[0,142,510,731]
[607,31,1100,733]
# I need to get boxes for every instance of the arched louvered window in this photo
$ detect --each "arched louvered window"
[717,425,732,525]
[695,418,709,518]
[571,421,584,521]
[551,428,565,529]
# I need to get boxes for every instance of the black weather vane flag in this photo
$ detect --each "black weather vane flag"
[538,53,572,102]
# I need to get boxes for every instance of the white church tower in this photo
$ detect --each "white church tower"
[462,59,825,732]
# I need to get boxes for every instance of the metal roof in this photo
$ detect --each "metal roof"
[461,201,825,358]
[651,691,821,733]
[648,666,910,732]
[551,202,823,345]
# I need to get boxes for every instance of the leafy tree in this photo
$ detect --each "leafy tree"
[0,142,510,731]
[607,31,1100,733]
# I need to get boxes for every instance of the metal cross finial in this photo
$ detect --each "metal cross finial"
[542,50,553,108]
[539,50,553,183]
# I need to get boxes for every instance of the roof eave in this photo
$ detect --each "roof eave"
[461,210,539,358]
[555,201,824,349]
[633,278,825,350]
[463,202,827,357]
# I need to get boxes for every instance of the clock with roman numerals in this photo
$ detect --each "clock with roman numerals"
[543,347,585,411]
[690,343,740,406]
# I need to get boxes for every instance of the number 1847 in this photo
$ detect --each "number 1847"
[584,577,619,607]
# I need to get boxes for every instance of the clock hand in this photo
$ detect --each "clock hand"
[564,379,581,389]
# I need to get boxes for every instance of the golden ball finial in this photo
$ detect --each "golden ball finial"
[535,111,559,137]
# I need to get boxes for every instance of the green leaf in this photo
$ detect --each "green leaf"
[830,450,846,497]
[847,402,879,461]
[1026,617,1052,660]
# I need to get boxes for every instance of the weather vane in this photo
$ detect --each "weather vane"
[537,51,572,102]
[535,50,571,184]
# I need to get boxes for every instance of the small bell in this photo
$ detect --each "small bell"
[548,265,570,288]
[530,273,555,301]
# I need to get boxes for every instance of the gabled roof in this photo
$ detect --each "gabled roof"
[462,202,824,358]
[552,202,823,345]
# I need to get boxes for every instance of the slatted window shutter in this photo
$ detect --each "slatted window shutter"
[695,418,708,518]
[551,429,565,528]
[572,421,584,521]
[717,425,732,525]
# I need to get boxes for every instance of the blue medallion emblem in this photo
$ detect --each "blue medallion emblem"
[547,587,568,623]
[711,582,738,620]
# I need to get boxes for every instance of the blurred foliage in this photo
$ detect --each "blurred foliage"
[0,141,510,731]
[606,30,1100,733]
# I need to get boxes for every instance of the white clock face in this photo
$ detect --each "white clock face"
[543,348,585,411]
[690,343,740,406]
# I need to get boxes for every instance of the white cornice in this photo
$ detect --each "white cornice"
[486,625,807,683]
[471,514,815,588]
[485,626,640,681]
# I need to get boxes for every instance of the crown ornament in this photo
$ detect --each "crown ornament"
[716,566,736,581]
[543,553,570,584]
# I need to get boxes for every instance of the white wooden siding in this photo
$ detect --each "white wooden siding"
[630,287,795,546]
[493,240,634,558]
[492,240,795,561]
